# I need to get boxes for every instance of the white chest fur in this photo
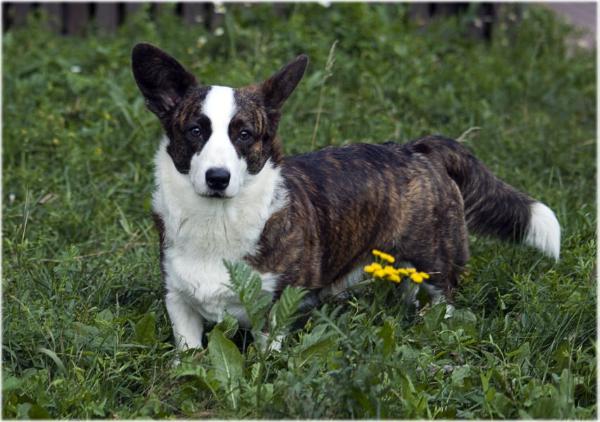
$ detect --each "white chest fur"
[153,139,286,326]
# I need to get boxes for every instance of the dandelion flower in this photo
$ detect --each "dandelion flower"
[364,263,383,274]
[410,273,424,283]
[379,252,395,263]
[371,249,395,263]
[367,252,430,285]
[383,265,397,275]
[374,269,387,278]
[387,274,401,283]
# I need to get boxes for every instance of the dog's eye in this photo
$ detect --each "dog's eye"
[189,127,202,139]
[238,129,252,142]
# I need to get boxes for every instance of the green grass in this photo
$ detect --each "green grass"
[2,3,596,418]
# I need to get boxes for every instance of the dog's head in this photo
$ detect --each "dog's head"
[131,43,308,198]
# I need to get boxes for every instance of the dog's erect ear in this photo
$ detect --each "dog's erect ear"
[261,54,308,110]
[131,43,197,118]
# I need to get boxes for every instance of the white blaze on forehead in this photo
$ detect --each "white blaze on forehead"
[190,85,248,197]
[203,85,237,129]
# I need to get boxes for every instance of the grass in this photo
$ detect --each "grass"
[2,3,596,418]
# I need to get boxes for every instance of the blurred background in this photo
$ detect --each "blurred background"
[2,2,596,47]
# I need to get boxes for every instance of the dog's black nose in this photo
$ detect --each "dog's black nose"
[205,167,230,191]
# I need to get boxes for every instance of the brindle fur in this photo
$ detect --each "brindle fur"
[133,43,536,307]
[247,135,534,297]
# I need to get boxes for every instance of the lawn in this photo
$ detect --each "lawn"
[2,3,596,418]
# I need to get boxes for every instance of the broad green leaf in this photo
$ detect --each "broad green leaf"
[37,347,66,374]
[134,312,156,345]
[208,327,244,409]
[450,365,470,387]
[95,309,114,324]
[215,313,239,339]
[2,375,22,392]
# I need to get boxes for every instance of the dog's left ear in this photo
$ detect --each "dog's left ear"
[261,54,309,110]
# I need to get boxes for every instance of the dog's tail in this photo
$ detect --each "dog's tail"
[407,135,560,260]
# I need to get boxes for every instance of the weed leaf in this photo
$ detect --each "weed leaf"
[208,327,244,409]
[269,285,307,336]
[215,312,239,339]
[225,260,271,333]
[377,319,395,356]
[423,303,446,333]
[134,313,156,345]
[37,347,66,374]
[297,325,338,368]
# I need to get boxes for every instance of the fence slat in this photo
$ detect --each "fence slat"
[96,3,118,33]
[208,3,224,30]
[408,4,430,26]
[154,3,175,19]
[66,3,90,35]
[125,3,142,16]
[12,3,32,26]
[41,3,62,33]
[182,3,205,25]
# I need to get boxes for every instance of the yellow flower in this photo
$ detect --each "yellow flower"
[374,269,387,278]
[368,256,430,285]
[364,263,382,274]
[410,273,424,283]
[371,249,395,263]
[383,265,397,275]
[387,274,401,283]
[380,253,395,263]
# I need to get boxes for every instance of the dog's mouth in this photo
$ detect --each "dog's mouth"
[190,179,235,199]
[199,191,231,199]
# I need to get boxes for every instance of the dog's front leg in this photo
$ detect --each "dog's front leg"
[165,291,204,350]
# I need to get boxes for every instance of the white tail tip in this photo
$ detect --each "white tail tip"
[524,202,561,261]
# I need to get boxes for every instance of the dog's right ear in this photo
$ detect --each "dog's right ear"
[131,43,197,119]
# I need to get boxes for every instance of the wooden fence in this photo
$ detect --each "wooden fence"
[3,2,500,38]
[3,2,226,34]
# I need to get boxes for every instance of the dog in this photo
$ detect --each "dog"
[131,43,560,351]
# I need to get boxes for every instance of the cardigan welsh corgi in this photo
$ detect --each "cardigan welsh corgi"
[131,43,560,350]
